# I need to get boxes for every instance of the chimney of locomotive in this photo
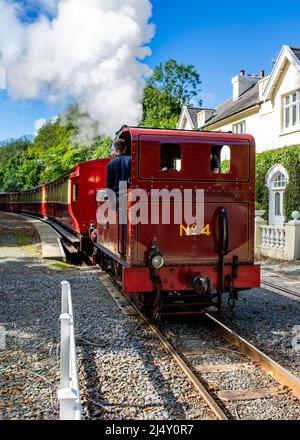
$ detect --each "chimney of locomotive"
[232,70,260,101]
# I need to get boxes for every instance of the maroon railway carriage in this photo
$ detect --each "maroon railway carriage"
[93,127,260,318]
[0,192,20,213]
[0,159,109,250]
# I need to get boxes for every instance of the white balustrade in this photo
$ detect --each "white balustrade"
[255,211,300,261]
[260,225,286,252]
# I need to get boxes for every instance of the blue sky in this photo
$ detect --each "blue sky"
[1,0,300,141]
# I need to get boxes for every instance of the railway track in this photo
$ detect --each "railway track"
[101,272,300,420]
[262,267,300,281]
[261,268,300,300]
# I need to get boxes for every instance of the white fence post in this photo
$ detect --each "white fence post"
[60,313,71,390]
[58,281,81,420]
[255,211,267,258]
[61,280,69,314]
[285,211,300,261]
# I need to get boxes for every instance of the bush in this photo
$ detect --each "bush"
[255,145,300,221]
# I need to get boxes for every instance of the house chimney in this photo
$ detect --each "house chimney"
[232,71,260,101]
[260,70,265,78]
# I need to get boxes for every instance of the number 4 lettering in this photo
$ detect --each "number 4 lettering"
[201,224,211,236]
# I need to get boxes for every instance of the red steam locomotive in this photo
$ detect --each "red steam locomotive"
[0,127,260,318]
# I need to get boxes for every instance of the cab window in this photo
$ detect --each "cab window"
[210,145,231,174]
[160,143,181,172]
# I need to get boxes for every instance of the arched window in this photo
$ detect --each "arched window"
[275,192,281,216]
[273,172,287,189]
[220,145,231,174]
[265,165,289,226]
[210,145,231,174]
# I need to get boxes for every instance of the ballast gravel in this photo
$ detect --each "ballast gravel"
[221,284,300,379]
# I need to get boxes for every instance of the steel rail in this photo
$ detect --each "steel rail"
[205,313,300,400]
[130,302,228,420]
[262,268,300,282]
[261,280,300,299]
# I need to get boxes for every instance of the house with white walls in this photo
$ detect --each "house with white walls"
[177,45,300,231]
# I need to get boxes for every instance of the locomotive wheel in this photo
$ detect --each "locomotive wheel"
[130,292,144,310]
[92,247,100,265]
[151,289,163,321]
[111,260,116,278]
[100,252,109,271]
[130,292,153,313]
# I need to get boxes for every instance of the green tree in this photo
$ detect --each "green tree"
[0,136,32,190]
[0,105,112,192]
[1,152,27,192]
[141,59,202,129]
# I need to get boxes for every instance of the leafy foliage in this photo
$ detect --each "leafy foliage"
[141,59,202,129]
[255,145,300,221]
[0,107,112,192]
[0,137,33,192]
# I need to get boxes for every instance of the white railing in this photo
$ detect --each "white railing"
[255,211,300,261]
[57,281,81,420]
[261,225,286,249]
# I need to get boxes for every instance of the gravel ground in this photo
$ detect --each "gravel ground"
[221,284,300,379]
[259,258,300,278]
[0,213,214,420]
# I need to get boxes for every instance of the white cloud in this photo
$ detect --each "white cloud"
[0,64,6,89]
[34,117,47,134]
[0,0,155,138]
[33,115,57,134]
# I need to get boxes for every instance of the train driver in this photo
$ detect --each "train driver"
[210,146,221,174]
[106,139,131,199]
[106,139,131,254]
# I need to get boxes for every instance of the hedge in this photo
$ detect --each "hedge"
[255,144,300,221]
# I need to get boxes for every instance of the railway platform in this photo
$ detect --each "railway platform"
[0,212,65,261]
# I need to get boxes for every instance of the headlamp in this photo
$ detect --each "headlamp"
[151,254,164,269]
[149,245,164,269]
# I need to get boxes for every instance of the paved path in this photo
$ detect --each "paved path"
[0,212,65,261]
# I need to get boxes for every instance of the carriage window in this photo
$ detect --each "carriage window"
[73,184,79,202]
[210,145,231,174]
[160,143,181,172]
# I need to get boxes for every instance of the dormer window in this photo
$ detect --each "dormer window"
[196,109,214,129]
[197,113,203,128]
[233,121,246,134]
[283,90,300,130]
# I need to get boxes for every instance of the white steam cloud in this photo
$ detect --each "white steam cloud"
[0,0,155,137]
[34,117,47,134]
